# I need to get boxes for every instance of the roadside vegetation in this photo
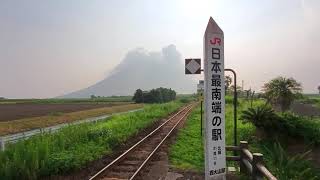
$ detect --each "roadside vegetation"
[0,101,184,179]
[0,103,143,136]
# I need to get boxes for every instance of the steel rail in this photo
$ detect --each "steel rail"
[129,106,193,180]
[89,104,193,180]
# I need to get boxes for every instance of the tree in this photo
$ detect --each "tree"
[225,75,232,93]
[262,77,302,112]
[132,89,144,103]
[229,85,242,94]
[318,85,320,94]
[132,88,176,103]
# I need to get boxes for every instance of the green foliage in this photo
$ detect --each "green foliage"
[262,142,319,180]
[240,105,278,130]
[132,89,144,103]
[177,94,197,102]
[262,76,302,112]
[225,95,239,105]
[225,96,233,104]
[278,112,320,145]
[179,98,190,103]
[0,102,182,179]
[241,104,320,145]
[225,75,232,93]
[132,87,176,103]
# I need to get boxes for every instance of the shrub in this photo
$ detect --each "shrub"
[240,105,279,131]
[278,112,320,145]
[241,104,320,145]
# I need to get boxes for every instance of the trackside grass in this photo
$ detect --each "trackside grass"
[169,105,204,171]
[169,99,258,172]
[0,101,183,180]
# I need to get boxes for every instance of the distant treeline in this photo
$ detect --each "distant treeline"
[133,88,176,103]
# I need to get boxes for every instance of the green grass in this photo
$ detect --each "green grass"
[169,97,259,171]
[169,105,204,171]
[0,101,184,180]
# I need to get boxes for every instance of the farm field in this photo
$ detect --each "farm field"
[0,96,133,105]
[308,94,320,109]
[0,102,132,122]
[0,101,185,179]
[0,103,142,135]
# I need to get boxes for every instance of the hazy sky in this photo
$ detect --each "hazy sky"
[1,0,319,98]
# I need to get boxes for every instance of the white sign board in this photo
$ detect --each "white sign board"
[204,17,226,179]
[185,58,201,74]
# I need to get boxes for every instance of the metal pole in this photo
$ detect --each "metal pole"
[225,69,237,149]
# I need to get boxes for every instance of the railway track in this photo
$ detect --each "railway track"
[89,104,194,180]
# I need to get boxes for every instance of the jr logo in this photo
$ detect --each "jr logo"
[210,37,221,46]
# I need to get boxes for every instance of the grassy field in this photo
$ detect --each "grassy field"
[0,101,184,179]
[0,103,143,136]
[169,98,320,179]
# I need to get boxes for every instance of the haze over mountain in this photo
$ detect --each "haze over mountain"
[62,45,196,98]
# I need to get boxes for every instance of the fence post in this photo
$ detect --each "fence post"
[252,153,264,180]
[239,141,248,174]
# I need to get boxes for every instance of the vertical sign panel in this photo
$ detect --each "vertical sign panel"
[204,17,226,180]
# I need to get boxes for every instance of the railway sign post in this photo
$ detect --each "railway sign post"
[204,17,226,179]
[185,58,201,74]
